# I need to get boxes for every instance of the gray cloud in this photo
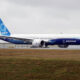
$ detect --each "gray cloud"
[8,0,80,9]
[0,0,80,34]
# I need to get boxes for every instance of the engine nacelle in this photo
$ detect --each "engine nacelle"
[32,39,45,47]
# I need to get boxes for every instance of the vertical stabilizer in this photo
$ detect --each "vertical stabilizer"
[0,19,11,36]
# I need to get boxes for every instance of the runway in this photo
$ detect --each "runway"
[0,43,80,50]
[30,46,80,50]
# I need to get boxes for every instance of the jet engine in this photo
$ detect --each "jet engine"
[32,39,45,47]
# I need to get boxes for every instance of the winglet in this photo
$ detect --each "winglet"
[0,19,11,36]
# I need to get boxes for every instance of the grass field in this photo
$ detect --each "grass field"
[0,49,80,80]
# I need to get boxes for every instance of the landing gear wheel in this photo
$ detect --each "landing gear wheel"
[58,45,69,48]
[45,44,48,48]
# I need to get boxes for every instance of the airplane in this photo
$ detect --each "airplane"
[0,18,80,48]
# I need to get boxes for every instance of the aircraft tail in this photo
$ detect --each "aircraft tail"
[0,19,11,36]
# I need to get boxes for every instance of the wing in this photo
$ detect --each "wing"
[0,36,33,44]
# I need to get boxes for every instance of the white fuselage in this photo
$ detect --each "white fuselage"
[1,34,80,44]
[1,34,80,48]
[11,34,80,40]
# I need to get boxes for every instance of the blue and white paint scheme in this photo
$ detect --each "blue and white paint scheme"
[0,19,80,48]
[0,19,10,36]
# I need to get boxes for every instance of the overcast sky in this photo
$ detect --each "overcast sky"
[0,0,80,34]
